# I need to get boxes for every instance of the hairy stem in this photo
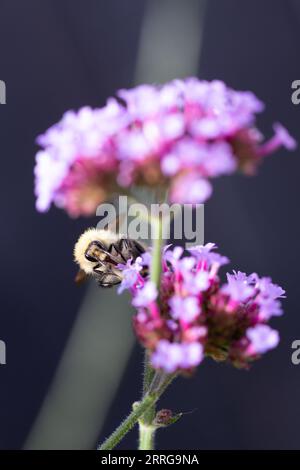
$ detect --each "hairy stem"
[138,371,177,450]
[150,214,163,286]
[142,351,156,396]
[98,373,175,450]
[138,423,155,450]
[139,215,164,448]
[98,394,156,451]
[142,214,164,397]
[98,198,170,451]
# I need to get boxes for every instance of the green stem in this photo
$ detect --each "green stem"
[138,423,155,450]
[150,215,163,286]
[142,351,156,396]
[142,215,164,399]
[98,199,170,451]
[98,394,156,451]
[138,372,177,450]
[98,373,175,450]
[139,215,164,448]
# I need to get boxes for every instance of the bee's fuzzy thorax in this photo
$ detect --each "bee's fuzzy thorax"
[74,228,120,274]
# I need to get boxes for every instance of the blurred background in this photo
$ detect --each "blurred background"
[0,0,300,450]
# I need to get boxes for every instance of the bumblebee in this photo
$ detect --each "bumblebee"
[74,228,145,287]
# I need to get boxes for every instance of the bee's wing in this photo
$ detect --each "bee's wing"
[105,238,145,266]
[94,270,122,287]
[119,238,145,258]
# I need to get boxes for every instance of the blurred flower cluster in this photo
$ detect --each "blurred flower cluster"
[34,78,296,216]
[118,244,285,373]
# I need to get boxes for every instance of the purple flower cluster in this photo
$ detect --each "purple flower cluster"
[34,79,296,216]
[118,245,285,373]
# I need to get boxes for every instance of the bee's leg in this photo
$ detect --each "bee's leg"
[119,238,145,259]
[108,242,127,263]
[92,261,106,273]
[93,261,121,278]
[107,239,145,265]
[95,271,122,287]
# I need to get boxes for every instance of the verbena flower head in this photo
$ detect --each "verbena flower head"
[34,79,296,216]
[118,244,285,373]
[34,104,125,216]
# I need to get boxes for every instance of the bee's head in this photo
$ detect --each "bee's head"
[74,228,118,274]
[74,228,117,274]
[84,240,106,263]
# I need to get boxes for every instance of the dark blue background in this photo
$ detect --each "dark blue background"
[0,0,299,449]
